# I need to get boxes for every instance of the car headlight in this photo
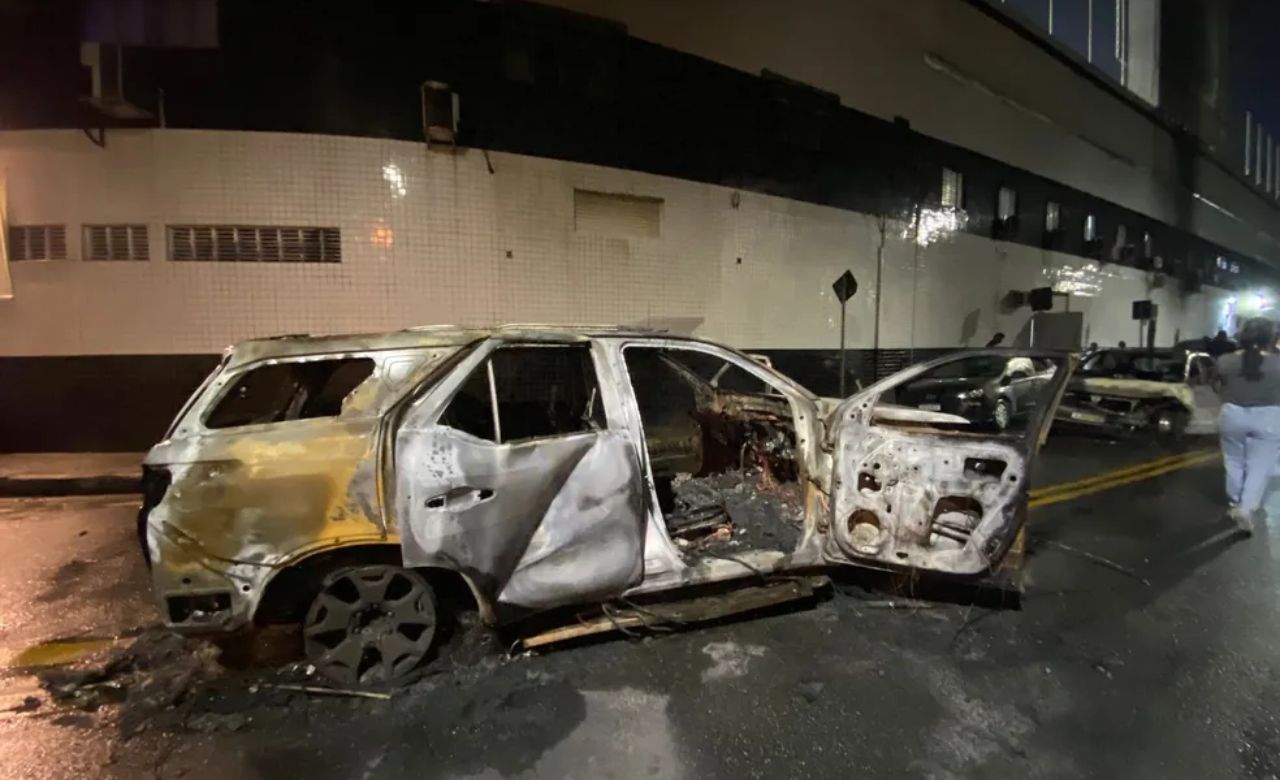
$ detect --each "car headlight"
[958,389,985,401]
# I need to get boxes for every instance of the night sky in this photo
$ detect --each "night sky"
[1231,0,1280,135]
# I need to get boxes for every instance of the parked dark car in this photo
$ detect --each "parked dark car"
[889,354,1058,431]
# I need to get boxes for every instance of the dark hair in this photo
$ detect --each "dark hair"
[1239,317,1276,382]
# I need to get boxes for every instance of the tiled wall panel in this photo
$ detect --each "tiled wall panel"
[0,129,1227,357]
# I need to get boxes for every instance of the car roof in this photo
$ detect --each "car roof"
[1091,348,1177,357]
[224,324,692,369]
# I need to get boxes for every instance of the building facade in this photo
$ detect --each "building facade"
[0,0,1276,450]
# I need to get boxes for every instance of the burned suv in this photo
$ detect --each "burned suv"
[141,326,1071,684]
[1055,348,1220,436]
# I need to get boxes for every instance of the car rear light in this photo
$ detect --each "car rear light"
[137,465,172,567]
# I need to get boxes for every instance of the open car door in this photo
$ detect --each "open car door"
[392,342,646,614]
[824,350,1073,578]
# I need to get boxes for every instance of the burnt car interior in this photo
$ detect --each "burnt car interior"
[622,347,804,559]
[204,357,376,428]
[438,344,605,443]
[1078,350,1183,382]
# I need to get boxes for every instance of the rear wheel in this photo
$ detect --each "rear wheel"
[993,399,1012,431]
[302,564,438,686]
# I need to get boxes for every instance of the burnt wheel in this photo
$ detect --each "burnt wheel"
[302,565,437,686]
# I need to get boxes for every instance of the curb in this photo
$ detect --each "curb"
[0,476,141,498]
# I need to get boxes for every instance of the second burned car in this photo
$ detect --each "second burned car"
[140,326,1072,685]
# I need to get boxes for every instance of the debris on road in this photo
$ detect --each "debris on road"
[1042,540,1151,585]
[262,683,393,700]
[38,629,222,737]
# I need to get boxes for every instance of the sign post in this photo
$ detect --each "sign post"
[832,270,859,397]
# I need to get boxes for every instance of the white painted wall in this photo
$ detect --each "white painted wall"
[0,129,1226,357]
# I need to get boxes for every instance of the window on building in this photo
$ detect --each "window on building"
[205,358,376,429]
[941,168,965,210]
[1142,231,1154,258]
[1111,224,1129,260]
[997,186,1018,222]
[167,225,341,263]
[1045,201,1061,232]
[1084,214,1098,242]
[438,345,604,443]
[8,225,67,261]
[84,225,149,261]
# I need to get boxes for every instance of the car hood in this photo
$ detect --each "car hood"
[1071,377,1195,409]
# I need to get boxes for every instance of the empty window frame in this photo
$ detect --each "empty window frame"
[996,186,1018,222]
[941,168,965,210]
[1084,214,1098,242]
[167,225,341,263]
[8,225,67,261]
[84,225,149,261]
[439,344,605,443]
[204,358,376,429]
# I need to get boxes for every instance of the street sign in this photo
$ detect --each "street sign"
[832,270,858,396]
[832,270,858,304]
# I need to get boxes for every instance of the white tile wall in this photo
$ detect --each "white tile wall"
[0,128,1228,356]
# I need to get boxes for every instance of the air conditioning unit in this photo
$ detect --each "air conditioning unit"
[79,42,150,120]
[421,81,460,145]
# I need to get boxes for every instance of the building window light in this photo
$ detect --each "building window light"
[941,168,964,210]
[1045,201,1061,232]
[1084,214,1097,242]
[997,186,1017,222]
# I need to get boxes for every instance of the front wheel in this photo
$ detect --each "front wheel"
[302,564,438,686]
[1152,408,1190,448]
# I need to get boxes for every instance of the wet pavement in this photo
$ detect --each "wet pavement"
[3,436,1279,779]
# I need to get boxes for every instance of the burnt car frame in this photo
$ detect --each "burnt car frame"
[141,326,1072,684]
[1054,348,1220,436]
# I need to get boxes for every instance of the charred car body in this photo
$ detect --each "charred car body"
[1054,348,1220,436]
[141,326,1072,684]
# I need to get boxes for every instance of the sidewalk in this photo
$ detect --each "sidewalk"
[0,453,143,497]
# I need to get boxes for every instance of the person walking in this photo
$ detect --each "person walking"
[1216,317,1280,535]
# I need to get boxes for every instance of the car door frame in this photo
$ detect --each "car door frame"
[386,336,649,620]
[599,337,826,593]
[822,349,1074,579]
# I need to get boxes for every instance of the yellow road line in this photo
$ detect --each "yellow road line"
[1030,450,1220,509]
[8,638,122,669]
[1029,447,1217,500]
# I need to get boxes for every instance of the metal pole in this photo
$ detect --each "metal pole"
[839,301,848,397]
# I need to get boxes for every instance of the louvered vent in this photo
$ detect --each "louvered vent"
[167,225,341,263]
[8,225,67,261]
[84,225,149,260]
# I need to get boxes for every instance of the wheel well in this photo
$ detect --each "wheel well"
[254,544,481,625]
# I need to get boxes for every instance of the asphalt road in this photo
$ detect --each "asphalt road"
[3,436,1278,780]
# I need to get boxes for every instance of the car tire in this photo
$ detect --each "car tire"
[1154,408,1190,445]
[302,564,439,687]
[993,399,1012,431]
